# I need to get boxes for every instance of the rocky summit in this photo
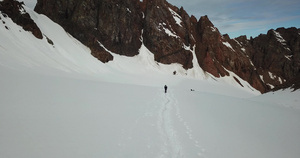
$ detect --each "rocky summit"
[1,0,299,93]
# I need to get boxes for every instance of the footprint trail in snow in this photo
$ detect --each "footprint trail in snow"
[116,88,206,158]
[158,91,206,158]
[157,89,206,158]
[157,90,183,158]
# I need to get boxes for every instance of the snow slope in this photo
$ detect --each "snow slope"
[1,6,300,158]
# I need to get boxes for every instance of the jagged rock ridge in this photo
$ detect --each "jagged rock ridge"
[1,0,299,93]
[0,0,42,39]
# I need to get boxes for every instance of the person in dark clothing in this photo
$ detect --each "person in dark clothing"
[164,85,168,93]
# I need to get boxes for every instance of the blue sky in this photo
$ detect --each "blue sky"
[18,0,36,10]
[168,0,300,38]
[21,0,300,38]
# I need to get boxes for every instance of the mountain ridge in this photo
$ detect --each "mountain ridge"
[1,0,299,93]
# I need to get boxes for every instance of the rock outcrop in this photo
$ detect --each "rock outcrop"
[142,0,195,69]
[34,0,196,69]
[0,0,42,39]
[244,28,300,90]
[194,15,267,91]
[2,0,299,93]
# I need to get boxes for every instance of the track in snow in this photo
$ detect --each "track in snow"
[114,88,206,158]
[158,89,207,158]
[157,90,183,158]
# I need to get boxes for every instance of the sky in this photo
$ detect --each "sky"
[20,0,300,38]
[168,0,300,38]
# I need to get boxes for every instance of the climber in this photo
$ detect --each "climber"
[164,85,168,93]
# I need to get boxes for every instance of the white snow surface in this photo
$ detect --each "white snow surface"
[1,6,300,158]
[273,30,287,45]
[285,55,293,60]
[222,41,235,52]
[210,26,217,32]
[158,22,179,38]
[168,7,183,27]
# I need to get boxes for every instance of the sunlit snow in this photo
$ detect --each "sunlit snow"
[1,5,300,158]
[222,41,235,52]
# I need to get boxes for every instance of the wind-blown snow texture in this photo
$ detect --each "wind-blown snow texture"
[1,6,300,158]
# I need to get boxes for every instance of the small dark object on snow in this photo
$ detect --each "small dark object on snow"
[191,89,195,91]
[164,85,168,93]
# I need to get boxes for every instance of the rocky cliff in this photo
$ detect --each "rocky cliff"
[246,28,300,91]
[1,0,299,93]
[0,0,42,39]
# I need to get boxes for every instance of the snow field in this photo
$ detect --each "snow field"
[1,4,300,158]
[173,84,300,158]
[1,68,300,158]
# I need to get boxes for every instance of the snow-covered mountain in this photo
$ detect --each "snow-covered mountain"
[34,0,300,93]
[0,0,257,92]
[1,1,300,158]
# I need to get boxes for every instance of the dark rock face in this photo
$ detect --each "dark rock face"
[0,0,42,39]
[271,74,300,92]
[252,28,299,83]
[35,0,145,62]
[142,0,194,69]
[4,0,295,93]
[195,15,229,77]
[194,16,266,92]
[235,27,300,92]
[35,0,195,68]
